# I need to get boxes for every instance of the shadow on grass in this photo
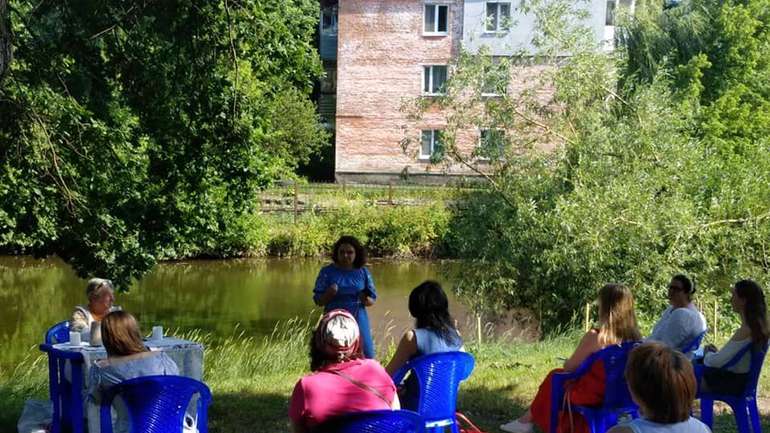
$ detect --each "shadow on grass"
[459,385,528,432]
[708,408,770,433]
[0,382,47,432]
[0,387,292,433]
[209,391,289,433]
[458,385,770,433]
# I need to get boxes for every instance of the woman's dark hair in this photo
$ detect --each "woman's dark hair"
[408,281,460,345]
[626,342,696,423]
[671,274,695,300]
[332,235,367,269]
[735,279,769,348]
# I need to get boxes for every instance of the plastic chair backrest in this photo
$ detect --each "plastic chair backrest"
[566,341,638,409]
[679,330,707,354]
[100,375,212,433]
[39,344,86,433]
[721,342,769,398]
[315,409,425,433]
[598,341,638,408]
[46,321,71,345]
[391,351,474,427]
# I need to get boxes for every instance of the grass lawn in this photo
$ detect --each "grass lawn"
[2,322,768,433]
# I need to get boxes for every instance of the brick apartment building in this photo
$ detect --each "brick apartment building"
[319,0,627,184]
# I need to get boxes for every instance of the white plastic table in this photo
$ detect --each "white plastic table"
[51,337,204,433]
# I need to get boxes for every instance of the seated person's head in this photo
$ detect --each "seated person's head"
[733,279,769,347]
[408,280,459,342]
[597,283,640,344]
[86,278,115,315]
[310,310,363,371]
[101,311,148,357]
[625,342,695,423]
[668,274,695,306]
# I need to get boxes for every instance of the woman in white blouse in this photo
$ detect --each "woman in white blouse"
[700,279,769,395]
[648,274,707,355]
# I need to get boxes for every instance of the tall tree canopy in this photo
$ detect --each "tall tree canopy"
[0,1,328,287]
[403,0,770,326]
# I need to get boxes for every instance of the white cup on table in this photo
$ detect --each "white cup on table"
[69,331,81,346]
[151,326,163,341]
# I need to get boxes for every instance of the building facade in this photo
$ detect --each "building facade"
[322,0,625,184]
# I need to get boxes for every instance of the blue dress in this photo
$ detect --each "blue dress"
[313,264,377,358]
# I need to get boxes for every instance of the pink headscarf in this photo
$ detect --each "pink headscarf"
[314,309,362,361]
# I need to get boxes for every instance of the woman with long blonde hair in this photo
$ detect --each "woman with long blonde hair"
[501,283,642,433]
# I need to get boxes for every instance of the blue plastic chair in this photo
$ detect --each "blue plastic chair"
[100,375,212,433]
[550,341,641,433]
[315,409,425,433]
[391,351,475,433]
[696,343,768,433]
[680,330,707,355]
[46,320,71,344]
[39,343,86,433]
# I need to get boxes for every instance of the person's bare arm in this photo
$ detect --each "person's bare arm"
[563,330,601,372]
[606,425,633,433]
[385,330,418,376]
[314,284,338,307]
[360,291,376,307]
[391,392,401,410]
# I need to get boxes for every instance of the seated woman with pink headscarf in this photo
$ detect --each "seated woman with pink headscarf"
[289,309,399,433]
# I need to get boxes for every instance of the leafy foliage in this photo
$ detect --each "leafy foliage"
[264,202,451,259]
[0,1,329,287]
[404,0,770,327]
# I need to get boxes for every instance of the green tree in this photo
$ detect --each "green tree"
[0,0,9,83]
[0,1,329,287]
[403,0,770,329]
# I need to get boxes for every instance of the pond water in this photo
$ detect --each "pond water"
[0,256,467,370]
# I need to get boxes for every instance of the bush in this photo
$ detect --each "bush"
[259,202,452,259]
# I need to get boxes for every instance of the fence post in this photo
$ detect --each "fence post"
[388,181,394,205]
[294,182,299,224]
[342,179,347,194]
[538,300,543,334]
[584,303,591,332]
[477,315,483,347]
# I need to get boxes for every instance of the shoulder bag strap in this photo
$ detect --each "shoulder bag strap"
[327,369,391,407]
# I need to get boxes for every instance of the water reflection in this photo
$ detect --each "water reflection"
[0,256,462,370]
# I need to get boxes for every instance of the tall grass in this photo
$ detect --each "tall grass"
[2,321,769,433]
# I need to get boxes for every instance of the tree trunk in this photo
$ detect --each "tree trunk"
[0,0,11,85]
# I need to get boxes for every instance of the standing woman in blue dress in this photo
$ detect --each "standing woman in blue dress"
[314,236,377,358]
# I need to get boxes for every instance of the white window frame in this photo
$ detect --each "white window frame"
[423,3,449,36]
[477,128,506,161]
[605,0,617,26]
[484,2,512,33]
[420,129,442,160]
[422,65,448,96]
